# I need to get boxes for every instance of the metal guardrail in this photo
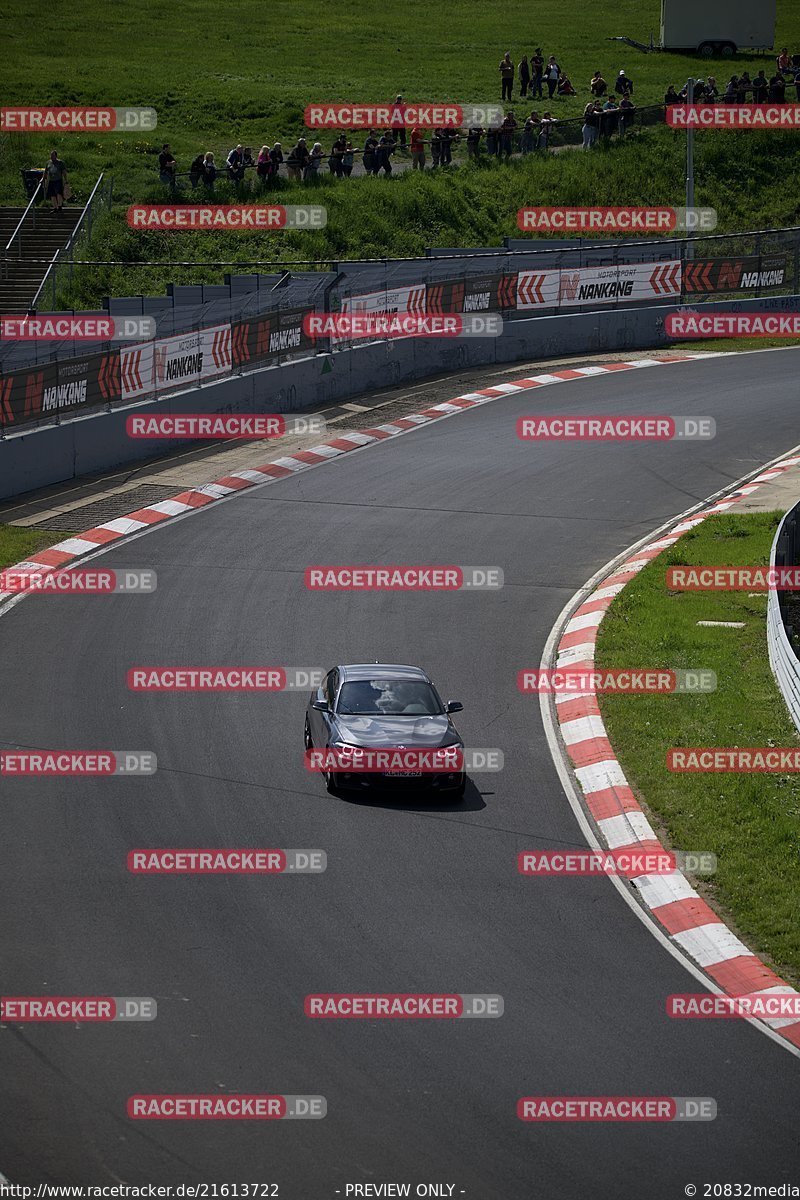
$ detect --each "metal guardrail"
[1,175,44,278]
[30,173,111,310]
[768,498,800,734]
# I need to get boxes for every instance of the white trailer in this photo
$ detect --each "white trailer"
[660,0,776,56]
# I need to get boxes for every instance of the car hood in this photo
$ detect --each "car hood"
[332,713,458,748]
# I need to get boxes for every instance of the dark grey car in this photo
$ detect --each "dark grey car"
[304,663,465,796]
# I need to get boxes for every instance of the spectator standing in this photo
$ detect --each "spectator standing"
[615,69,634,96]
[777,47,791,73]
[391,96,407,148]
[441,126,458,164]
[466,125,483,157]
[375,135,394,175]
[201,152,216,189]
[618,95,635,136]
[538,111,557,149]
[158,142,176,190]
[500,52,515,101]
[485,121,497,157]
[738,72,751,101]
[531,48,544,98]
[44,149,68,212]
[769,72,786,101]
[189,153,204,188]
[590,71,607,96]
[341,142,356,176]
[521,111,539,153]
[430,127,443,168]
[499,111,517,158]
[362,132,378,175]
[410,126,426,169]
[545,56,560,99]
[226,144,245,182]
[306,142,324,179]
[581,100,598,149]
[329,134,347,177]
[519,54,530,98]
[752,70,768,102]
[287,138,309,180]
[705,76,719,101]
[664,85,679,105]
[269,142,283,176]
[723,77,738,103]
[256,144,272,185]
[601,96,619,138]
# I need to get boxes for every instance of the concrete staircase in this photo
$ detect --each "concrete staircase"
[0,205,82,314]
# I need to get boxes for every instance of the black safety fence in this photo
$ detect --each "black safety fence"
[2,225,800,434]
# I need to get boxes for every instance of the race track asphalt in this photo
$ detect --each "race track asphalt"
[2,349,799,1197]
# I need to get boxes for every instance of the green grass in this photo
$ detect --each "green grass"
[1,0,799,305]
[670,339,800,352]
[0,525,68,570]
[596,512,800,983]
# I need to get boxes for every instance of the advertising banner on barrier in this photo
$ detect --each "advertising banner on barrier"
[333,284,427,344]
[425,274,517,314]
[231,308,315,368]
[516,261,682,310]
[121,326,231,399]
[0,351,120,429]
[683,254,789,293]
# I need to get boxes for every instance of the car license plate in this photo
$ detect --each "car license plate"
[384,770,422,778]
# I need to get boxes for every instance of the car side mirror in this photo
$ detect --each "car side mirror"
[311,697,328,711]
[446,701,463,714]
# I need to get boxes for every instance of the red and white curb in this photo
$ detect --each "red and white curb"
[0,353,717,600]
[551,452,800,1052]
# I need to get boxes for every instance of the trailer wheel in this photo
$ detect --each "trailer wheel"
[719,42,736,57]
[698,41,716,58]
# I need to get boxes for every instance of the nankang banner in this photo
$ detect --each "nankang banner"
[0,351,120,430]
[121,326,232,399]
[516,261,682,310]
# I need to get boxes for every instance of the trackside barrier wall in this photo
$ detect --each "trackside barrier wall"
[2,292,800,501]
[769,500,800,735]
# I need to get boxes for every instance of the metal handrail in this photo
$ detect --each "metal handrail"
[29,173,107,311]
[2,176,44,266]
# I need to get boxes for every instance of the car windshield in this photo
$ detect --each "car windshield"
[337,679,443,716]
